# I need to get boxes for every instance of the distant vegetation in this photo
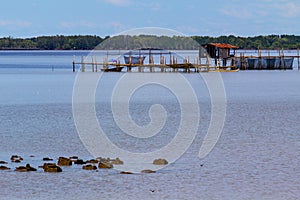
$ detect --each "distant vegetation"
[192,35,300,49]
[96,35,199,50]
[1,34,300,50]
[0,35,105,50]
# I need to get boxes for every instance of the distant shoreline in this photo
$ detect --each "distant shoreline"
[0,48,300,52]
[1,34,300,50]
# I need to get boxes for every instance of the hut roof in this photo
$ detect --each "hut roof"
[207,43,239,49]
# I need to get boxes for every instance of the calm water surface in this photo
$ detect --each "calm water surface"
[0,51,299,199]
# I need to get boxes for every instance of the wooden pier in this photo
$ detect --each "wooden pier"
[72,47,300,72]
[72,49,221,73]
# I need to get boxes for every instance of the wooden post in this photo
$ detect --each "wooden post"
[92,57,95,72]
[95,57,98,72]
[72,55,75,72]
[297,49,300,70]
[81,56,85,72]
[149,49,151,64]
[257,49,261,70]
[281,48,284,70]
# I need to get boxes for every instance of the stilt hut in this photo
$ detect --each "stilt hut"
[203,43,239,67]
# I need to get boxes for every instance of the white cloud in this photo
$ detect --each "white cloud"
[60,21,96,29]
[220,7,253,19]
[102,0,131,6]
[220,1,300,20]
[109,21,133,34]
[275,2,300,17]
[0,20,31,28]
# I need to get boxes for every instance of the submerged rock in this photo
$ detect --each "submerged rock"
[43,157,53,161]
[98,157,124,165]
[11,155,23,163]
[15,164,37,172]
[86,159,98,164]
[15,166,27,172]
[74,159,86,165]
[26,164,37,171]
[110,157,124,165]
[82,164,97,170]
[57,157,72,166]
[120,171,133,174]
[153,158,168,165]
[141,169,156,173]
[0,165,10,170]
[98,161,113,169]
[69,156,79,160]
[43,163,62,173]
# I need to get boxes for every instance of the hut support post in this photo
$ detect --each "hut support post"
[81,56,85,72]
[92,57,94,72]
[95,57,98,72]
[72,55,75,72]
[297,49,300,70]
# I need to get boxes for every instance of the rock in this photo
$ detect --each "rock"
[0,161,8,164]
[86,159,98,164]
[120,171,133,174]
[69,156,78,160]
[0,165,10,170]
[43,157,53,161]
[74,159,86,165]
[15,164,37,172]
[15,166,28,172]
[141,169,156,173]
[97,157,124,165]
[41,163,55,168]
[82,164,97,170]
[57,157,72,166]
[110,157,124,165]
[25,164,37,171]
[97,157,110,162]
[43,163,62,173]
[12,155,23,160]
[98,161,113,169]
[11,155,19,160]
[11,155,23,162]
[153,158,168,165]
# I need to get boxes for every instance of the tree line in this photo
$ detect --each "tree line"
[96,35,199,50]
[0,35,105,50]
[1,34,300,50]
[192,35,300,49]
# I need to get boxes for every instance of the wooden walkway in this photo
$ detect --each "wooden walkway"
[71,49,300,72]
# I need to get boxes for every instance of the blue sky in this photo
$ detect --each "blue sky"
[0,0,300,38]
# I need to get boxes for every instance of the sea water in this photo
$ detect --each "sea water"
[0,51,299,199]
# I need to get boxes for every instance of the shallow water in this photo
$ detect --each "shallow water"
[0,51,299,199]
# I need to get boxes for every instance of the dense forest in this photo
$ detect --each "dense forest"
[1,34,300,50]
[97,35,199,50]
[0,35,105,50]
[192,35,300,49]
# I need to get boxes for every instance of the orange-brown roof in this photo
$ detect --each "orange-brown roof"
[208,43,239,49]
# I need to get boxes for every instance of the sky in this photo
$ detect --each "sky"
[0,0,300,38]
